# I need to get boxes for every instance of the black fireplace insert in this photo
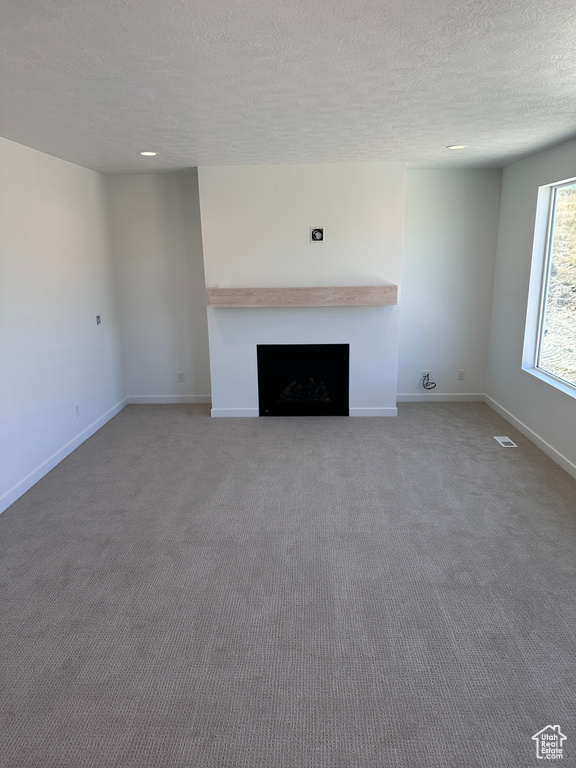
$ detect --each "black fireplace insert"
[257,344,350,416]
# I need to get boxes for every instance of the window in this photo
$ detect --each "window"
[528,179,576,392]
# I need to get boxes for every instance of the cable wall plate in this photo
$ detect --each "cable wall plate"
[494,436,518,447]
[310,226,325,243]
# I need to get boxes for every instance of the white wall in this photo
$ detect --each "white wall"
[486,138,576,477]
[106,171,211,403]
[0,137,126,513]
[199,163,405,416]
[398,169,502,400]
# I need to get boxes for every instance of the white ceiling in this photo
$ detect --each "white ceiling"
[2,0,576,175]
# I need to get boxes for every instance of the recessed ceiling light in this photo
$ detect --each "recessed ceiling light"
[446,144,468,150]
[138,151,158,157]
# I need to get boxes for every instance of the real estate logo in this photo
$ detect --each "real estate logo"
[532,725,566,760]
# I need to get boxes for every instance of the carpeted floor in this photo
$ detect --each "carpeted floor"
[1,403,575,767]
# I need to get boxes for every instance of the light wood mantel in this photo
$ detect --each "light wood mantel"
[207,285,397,308]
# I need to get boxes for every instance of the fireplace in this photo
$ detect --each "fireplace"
[257,344,350,416]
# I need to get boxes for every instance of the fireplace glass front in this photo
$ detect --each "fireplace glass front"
[257,344,350,416]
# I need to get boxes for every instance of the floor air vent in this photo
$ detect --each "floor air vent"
[494,436,518,447]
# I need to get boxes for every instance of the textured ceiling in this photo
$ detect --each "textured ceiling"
[2,0,576,174]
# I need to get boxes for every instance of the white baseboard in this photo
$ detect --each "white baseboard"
[396,393,485,403]
[0,397,128,515]
[484,395,576,482]
[127,396,211,404]
[211,408,259,417]
[211,407,397,417]
[350,407,397,417]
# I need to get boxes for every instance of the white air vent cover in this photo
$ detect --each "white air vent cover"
[494,436,517,447]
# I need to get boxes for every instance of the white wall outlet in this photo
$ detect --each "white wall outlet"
[74,404,80,418]
[177,372,185,383]
[310,226,325,243]
[458,369,465,380]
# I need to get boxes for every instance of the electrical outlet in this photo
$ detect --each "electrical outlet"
[95,315,101,325]
[74,404,80,418]
[177,372,185,383]
[458,369,465,381]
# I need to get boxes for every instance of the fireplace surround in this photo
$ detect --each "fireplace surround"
[198,163,405,419]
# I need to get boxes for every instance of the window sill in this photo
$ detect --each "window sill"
[524,366,576,400]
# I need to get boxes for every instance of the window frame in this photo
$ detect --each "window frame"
[523,176,576,398]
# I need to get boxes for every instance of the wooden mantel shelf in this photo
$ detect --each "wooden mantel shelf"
[207,285,397,308]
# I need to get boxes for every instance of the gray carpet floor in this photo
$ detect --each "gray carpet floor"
[1,403,575,767]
